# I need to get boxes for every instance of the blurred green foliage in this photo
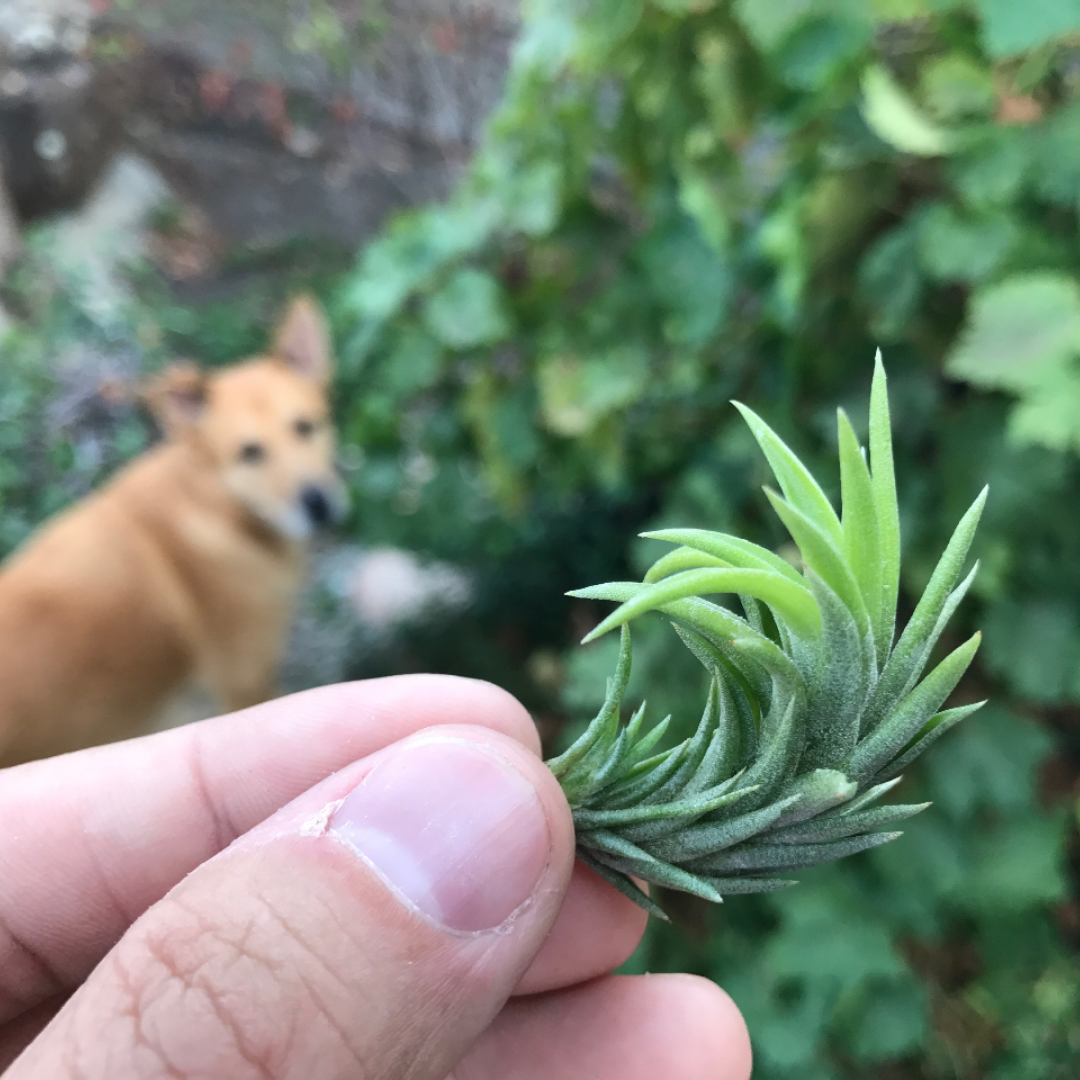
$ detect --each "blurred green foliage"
[329,1,1080,1076]
[1,0,1079,1076]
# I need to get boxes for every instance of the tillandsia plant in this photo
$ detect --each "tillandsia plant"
[546,358,987,920]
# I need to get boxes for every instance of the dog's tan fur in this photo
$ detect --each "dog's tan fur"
[0,296,346,766]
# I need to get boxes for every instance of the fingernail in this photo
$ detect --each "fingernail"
[328,739,550,931]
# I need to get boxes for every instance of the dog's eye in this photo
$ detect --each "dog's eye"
[238,442,266,464]
[294,418,317,439]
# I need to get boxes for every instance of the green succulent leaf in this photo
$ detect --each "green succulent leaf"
[549,360,986,916]
[837,408,883,646]
[584,567,823,643]
[732,401,845,548]
[641,528,807,583]
[765,488,870,638]
[869,353,901,664]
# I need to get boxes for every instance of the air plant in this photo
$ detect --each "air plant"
[546,357,986,919]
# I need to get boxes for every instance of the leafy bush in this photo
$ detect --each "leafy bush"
[330,1,1080,1076]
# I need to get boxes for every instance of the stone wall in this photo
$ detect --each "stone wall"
[0,0,519,246]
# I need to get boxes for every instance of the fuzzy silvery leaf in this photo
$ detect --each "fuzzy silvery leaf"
[547,358,986,916]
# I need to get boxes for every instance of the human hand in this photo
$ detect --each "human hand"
[0,677,751,1079]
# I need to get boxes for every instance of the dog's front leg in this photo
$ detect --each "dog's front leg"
[219,677,279,714]
[199,654,281,715]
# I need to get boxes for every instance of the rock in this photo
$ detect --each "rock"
[347,547,472,629]
[0,0,131,222]
[0,0,520,247]
[42,151,171,320]
[0,0,91,59]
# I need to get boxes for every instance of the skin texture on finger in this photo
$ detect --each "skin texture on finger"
[0,995,66,1074]
[0,888,648,1066]
[9,729,578,1080]
[453,974,753,1080]
[0,678,645,1029]
[0,676,535,1022]
[514,862,647,995]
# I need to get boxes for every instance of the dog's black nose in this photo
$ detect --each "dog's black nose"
[301,486,332,527]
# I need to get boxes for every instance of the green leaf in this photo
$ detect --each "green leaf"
[571,778,747,829]
[700,876,797,894]
[730,694,802,803]
[861,65,952,157]
[643,546,731,583]
[733,0,817,50]
[570,582,798,701]
[687,830,902,873]
[650,794,802,862]
[683,680,747,793]
[916,203,1017,284]
[859,226,923,341]
[537,346,649,437]
[733,0,868,51]
[950,128,1029,208]
[845,980,927,1062]
[920,53,996,122]
[837,408,883,649]
[764,489,868,632]
[575,849,670,921]
[800,571,872,767]
[583,829,724,901]
[642,529,806,583]
[653,0,717,12]
[1007,365,1080,452]
[773,769,858,827]
[733,402,844,546]
[636,214,733,346]
[422,269,510,348]
[775,16,868,91]
[842,776,904,815]
[983,599,1080,701]
[850,632,982,779]
[870,353,901,654]
[548,627,632,779]
[967,816,1067,910]
[675,623,766,730]
[919,703,1048,818]
[1032,101,1080,208]
[864,488,986,727]
[771,801,929,844]
[381,327,443,396]
[641,684,727,801]
[602,737,689,807]
[947,274,1080,392]
[503,161,563,235]
[583,567,822,643]
[976,0,1080,57]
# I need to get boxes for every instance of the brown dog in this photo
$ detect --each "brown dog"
[0,296,347,766]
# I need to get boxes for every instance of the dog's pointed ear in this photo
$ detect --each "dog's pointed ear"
[141,363,208,438]
[272,294,332,385]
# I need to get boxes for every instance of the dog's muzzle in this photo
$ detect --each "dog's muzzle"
[301,485,334,528]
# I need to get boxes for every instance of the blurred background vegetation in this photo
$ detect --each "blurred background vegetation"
[2,0,1080,1076]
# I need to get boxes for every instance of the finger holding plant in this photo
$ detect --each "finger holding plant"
[547,356,987,919]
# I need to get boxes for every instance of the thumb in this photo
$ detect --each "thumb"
[10,726,575,1080]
